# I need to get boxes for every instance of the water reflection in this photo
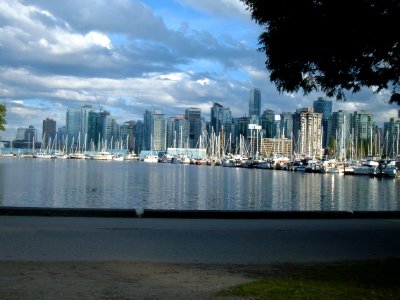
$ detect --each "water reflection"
[0,158,399,211]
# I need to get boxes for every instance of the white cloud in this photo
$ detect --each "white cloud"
[176,0,250,19]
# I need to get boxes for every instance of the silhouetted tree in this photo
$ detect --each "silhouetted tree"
[241,0,400,104]
[0,104,6,131]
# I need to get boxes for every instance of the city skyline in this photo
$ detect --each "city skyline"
[1,0,399,141]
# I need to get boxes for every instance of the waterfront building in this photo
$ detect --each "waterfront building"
[280,112,293,139]
[185,108,202,148]
[210,103,234,152]
[331,110,352,160]
[120,121,135,151]
[100,111,119,149]
[87,111,102,149]
[292,107,323,158]
[260,109,276,138]
[166,115,189,148]
[144,109,166,151]
[210,103,232,134]
[249,88,261,118]
[313,97,332,149]
[134,120,144,153]
[66,108,81,147]
[383,117,400,158]
[42,118,56,147]
[12,125,38,148]
[352,110,374,157]
[260,137,293,158]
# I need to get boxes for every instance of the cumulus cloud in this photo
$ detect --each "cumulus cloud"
[0,0,396,141]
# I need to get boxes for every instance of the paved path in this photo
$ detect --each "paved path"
[1,216,400,263]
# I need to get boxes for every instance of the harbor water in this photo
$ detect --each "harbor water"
[0,157,399,212]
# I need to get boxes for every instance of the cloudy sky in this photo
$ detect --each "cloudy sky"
[0,0,398,140]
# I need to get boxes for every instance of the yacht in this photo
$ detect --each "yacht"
[143,154,159,163]
[90,150,113,160]
[353,160,379,175]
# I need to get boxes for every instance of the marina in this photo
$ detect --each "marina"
[0,156,398,212]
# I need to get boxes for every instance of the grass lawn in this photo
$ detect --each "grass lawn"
[219,259,400,299]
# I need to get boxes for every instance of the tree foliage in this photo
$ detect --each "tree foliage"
[241,0,400,103]
[0,104,6,131]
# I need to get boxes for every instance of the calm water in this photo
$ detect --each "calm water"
[0,157,399,211]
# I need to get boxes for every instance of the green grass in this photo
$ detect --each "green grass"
[219,259,400,299]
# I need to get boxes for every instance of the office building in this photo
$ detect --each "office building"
[260,109,275,138]
[331,110,352,160]
[249,88,261,118]
[185,108,202,148]
[383,117,400,157]
[42,118,56,147]
[313,97,332,149]
[144,109,166,151]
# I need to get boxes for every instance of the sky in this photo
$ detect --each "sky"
[0,0,399,141]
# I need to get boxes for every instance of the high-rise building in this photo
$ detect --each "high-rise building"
[166,115,189,148]
[292,107,323,158]
[144,109,166,151]
[313,97,332,148]
[280,112,293,139]
[210,103,232,134]
[383,117,400,157]
[134,120,144,153]
[331,110,352,160]
[42,118,56,147]
[100,110,119,149]
[353,110,374,145]
[185,108,202,148]
[66,105,96,148]
[249,88,261,118]
[87,111,102,148]
[120,121,135,151]
[66,108,81,147]
[260,109,275,138]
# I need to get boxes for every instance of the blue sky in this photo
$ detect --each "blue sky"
[0,0,398,140]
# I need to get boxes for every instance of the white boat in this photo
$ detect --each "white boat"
[34,152,56,159]
[124,152,139,161]
[69,152,89,159]
[143,154,159,163]
[353,160,379,175]
[90,150,113,160]
[113,155,124,161]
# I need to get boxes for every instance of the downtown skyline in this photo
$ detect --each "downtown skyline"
[1,0,399,141]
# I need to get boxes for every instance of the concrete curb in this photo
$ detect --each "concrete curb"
[142,209,354,219]
[0,206,137,218]
[1,207,400,219]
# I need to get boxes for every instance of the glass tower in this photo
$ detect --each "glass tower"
[249,88,261,118]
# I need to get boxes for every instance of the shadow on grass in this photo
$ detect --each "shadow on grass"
[219,259,400,300]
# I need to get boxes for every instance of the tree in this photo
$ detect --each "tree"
[241,0,400,104]
[0,104,6,131]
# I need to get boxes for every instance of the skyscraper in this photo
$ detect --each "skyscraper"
[292,107,323,158]
[249,88,261,118]
[66,108,81,147]
[185,108,202,148]
[42,118,56,147]
[144,109,166,151]
[313,97,332,148]
[260,109,275,138]
[331,110,352,160]
[280,112,293,138]
[383,117,399,157]
[210,103,232,135]
[166,115,189,148]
